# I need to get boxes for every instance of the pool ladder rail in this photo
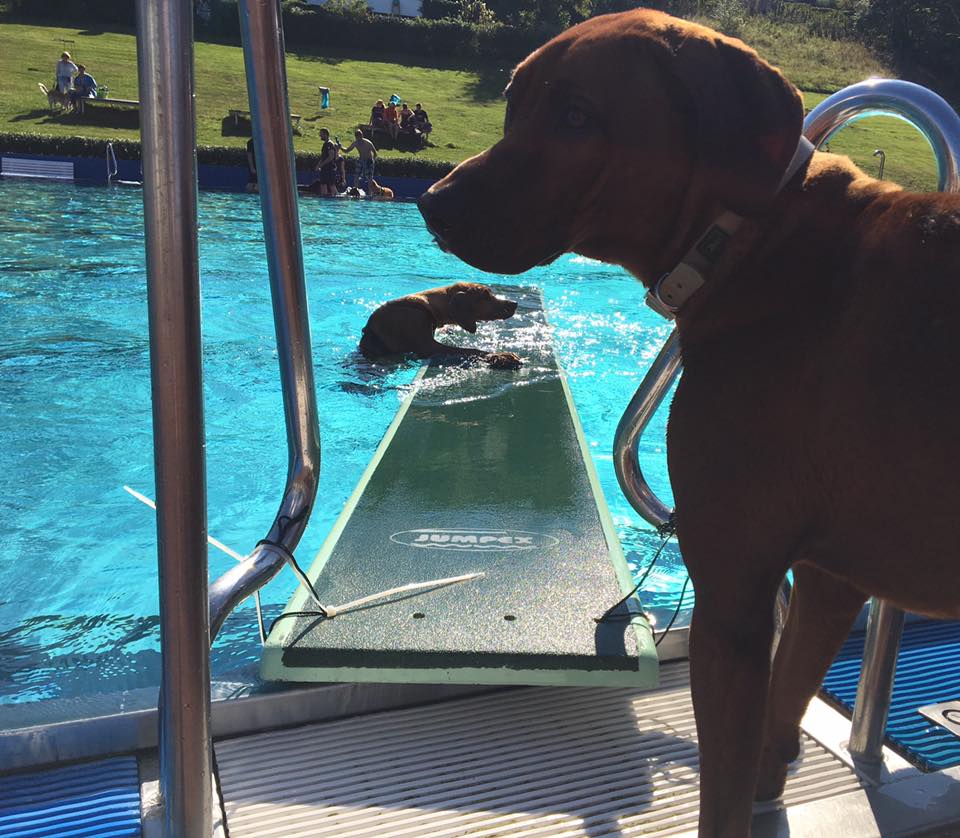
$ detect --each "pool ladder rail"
[106,141,142,187]
[613,76,960,768]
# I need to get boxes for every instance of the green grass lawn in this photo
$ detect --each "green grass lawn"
[0,19,942,190]
[0,21,510,164]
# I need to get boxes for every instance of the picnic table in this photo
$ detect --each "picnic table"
[229,109,302,129]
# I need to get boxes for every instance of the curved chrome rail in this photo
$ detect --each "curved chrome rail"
[613,78,960,529]
[207,0,321,642]
[613,330,680,529]
[804,78,960,190]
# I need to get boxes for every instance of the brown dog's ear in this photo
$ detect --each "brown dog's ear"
[664,26,803,215]
[450,290,478,333]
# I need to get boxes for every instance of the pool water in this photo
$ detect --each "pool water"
[0,178,687,723]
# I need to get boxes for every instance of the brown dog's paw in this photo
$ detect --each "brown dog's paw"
[485,352,522,370]
[754,746,791,802]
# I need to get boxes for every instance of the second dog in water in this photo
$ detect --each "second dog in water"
[359,282,521,369]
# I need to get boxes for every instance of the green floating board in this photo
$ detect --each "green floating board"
[262,286,659,687]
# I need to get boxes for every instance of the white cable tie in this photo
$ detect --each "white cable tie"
[324,572,485,618]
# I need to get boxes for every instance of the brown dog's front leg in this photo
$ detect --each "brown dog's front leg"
[690,577,780,838]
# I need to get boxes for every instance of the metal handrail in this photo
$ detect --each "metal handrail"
[612,330,680,529]
[207,0,321,643]
[612,77,960,764]
[804,78,960,191]
[106,141,118,185]
[135,0,211,834]
[139,0,320,832]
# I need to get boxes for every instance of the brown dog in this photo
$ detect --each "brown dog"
[39,82,71,112]
[359,282,521,368]
[418,9,960,836]
[367,179,395,200]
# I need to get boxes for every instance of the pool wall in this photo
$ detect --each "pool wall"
[0,150,437,199]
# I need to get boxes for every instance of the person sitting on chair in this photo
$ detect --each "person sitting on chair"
[382,101,400,141]
[411,103,432,135]
[399,103,414,132]
[370,99,385,132]
[69,64,97,105]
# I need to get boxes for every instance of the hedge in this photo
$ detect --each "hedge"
[421,0,461,19]
[6,0,554,63]
[0,131,455,179]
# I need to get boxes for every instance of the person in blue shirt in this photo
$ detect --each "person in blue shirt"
[70,65,97,105]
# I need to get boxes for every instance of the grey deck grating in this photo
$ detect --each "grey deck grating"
[215,663,864,837]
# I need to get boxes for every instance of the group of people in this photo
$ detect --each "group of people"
[246,127,393,200]
[55,51,99,106]
[369,100,432,141]
[307,128,392,199]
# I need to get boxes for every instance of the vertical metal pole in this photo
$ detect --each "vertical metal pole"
[848,599,905,763]
[135,1,212,835]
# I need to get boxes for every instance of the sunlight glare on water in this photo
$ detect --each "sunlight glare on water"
[0,179,685,720]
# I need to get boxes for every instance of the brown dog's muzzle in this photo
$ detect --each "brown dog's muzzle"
[418,145,568,274]
[417,183,459,254]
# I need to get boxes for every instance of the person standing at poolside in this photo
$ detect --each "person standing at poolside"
[311,128,338,197]
[342,129,377,190]
[55,51,77,95]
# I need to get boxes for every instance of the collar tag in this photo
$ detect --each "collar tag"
[644,136,816,320]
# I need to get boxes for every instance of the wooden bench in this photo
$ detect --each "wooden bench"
[76,97,140,116]
[228,109,302,130]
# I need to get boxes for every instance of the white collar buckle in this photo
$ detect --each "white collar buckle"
[644,136,815,320]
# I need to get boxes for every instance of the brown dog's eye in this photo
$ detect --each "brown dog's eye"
[565,108,588,130]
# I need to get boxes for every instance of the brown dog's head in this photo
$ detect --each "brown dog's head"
[446,282,518,333]
[418,10,803,284]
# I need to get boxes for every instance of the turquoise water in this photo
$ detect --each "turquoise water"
[0,178,687,720]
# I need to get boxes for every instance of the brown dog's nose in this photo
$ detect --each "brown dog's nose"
[417,190,453,248]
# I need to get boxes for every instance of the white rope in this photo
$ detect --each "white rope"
[124,486,485,633]
[123,485,268,644]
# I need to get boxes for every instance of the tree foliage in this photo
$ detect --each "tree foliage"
[485,0,592,30]
[858,0,960,104]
